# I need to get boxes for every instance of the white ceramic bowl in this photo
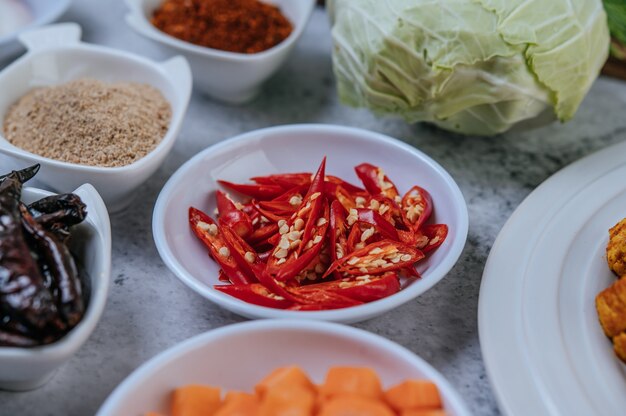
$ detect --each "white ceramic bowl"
[0,0,71,61]
[0,184,111,391]
[125,0,315,103]
[153,124,468,323]
[97,320,471,415]
[0,23,192,212]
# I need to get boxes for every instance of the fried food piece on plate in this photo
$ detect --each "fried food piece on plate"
[613,332,626,363]
[607,218,626,277]
[596,277,626,338]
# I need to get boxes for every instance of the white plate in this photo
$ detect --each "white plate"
[153,124,468,323]
[96,320,471,416]
[479,139,626,416]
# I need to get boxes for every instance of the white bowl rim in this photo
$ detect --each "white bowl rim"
[152,123,469,322]
[0,183,112,359]
[0,0,71,45]
[0,23,192,174]
[96,319,472,416]
[124,0,316,61]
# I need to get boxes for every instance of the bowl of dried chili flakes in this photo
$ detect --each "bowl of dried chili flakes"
[152,124,468,323]
[125,0,316,103]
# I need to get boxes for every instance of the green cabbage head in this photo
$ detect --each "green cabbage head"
[328,0,610,136]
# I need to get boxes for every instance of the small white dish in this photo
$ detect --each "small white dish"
[479,139,626,415]
[152,124,468,323]
[125,0,315,103]
[0,23,192,212]
[96,320,471,415]
[0,0,71,61]
[0,184,111,391]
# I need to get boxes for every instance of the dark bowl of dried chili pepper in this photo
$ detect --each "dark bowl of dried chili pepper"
[0,183,111,391]
[153,124,468,323]
[125,0,316,103]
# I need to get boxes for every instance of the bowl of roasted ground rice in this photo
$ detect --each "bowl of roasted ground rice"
[125,0,315,103]
[0,23,192,212]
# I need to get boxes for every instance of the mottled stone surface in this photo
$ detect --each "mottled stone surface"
[1,1,626,415]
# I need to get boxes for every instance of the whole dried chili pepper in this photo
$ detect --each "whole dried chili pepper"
[0,166,59,330]
[20,205,84,328]
[28,193,87,243]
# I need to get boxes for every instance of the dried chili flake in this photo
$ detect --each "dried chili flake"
[151,0,293,54]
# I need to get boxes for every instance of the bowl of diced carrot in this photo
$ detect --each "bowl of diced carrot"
[96,320,470,416]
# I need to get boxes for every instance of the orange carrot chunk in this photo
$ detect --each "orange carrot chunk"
[215,391,260,416]
[319,367,383,400]
[384,380,442,411]
[258,384,315,416]
[401,410,447,416]
[171,384,221,416]
[318,395,395,416]
[255,365,315,396]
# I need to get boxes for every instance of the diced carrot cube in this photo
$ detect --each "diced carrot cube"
[215,391,260,416]
[319,367,383,400]
[171,384,221,416]
[258,384,315,416]
[255,366,315,396]
[400,410,447,416]
[318,395,395,416]
[384,380,442,411]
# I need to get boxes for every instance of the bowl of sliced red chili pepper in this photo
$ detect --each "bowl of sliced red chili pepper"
[153,124,468,323]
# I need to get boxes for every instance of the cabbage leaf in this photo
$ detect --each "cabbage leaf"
[329,0,610,135]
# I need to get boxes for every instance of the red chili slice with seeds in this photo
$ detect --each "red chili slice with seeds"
[325,240,424,277]
[401,186,433,232]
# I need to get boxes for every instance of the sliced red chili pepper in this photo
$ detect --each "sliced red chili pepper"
[218,225,265,284]
[325,240,424,277]
[269,202,330,282]
[296,272,400,303]
[251,200,289,223]
[246,223,279,245]
[415,224,448,253]
[354,163,400,201]
[354,208,400,241]
[189,207,254,285]
[218,180,284,200]
[334,185,356,212]
[285,287,363,310]
[329,200,348,266]
[297,157,327,253]
[215,190,253,238]
[251,172,312,189]
[215,283,293,309]
[401,186,433,232]
[346,224,363,253]
[365,195,405,228]
[401,266,422,278]
[257,186,307,216]
[218,270,230,282]
[325,176,367,196]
